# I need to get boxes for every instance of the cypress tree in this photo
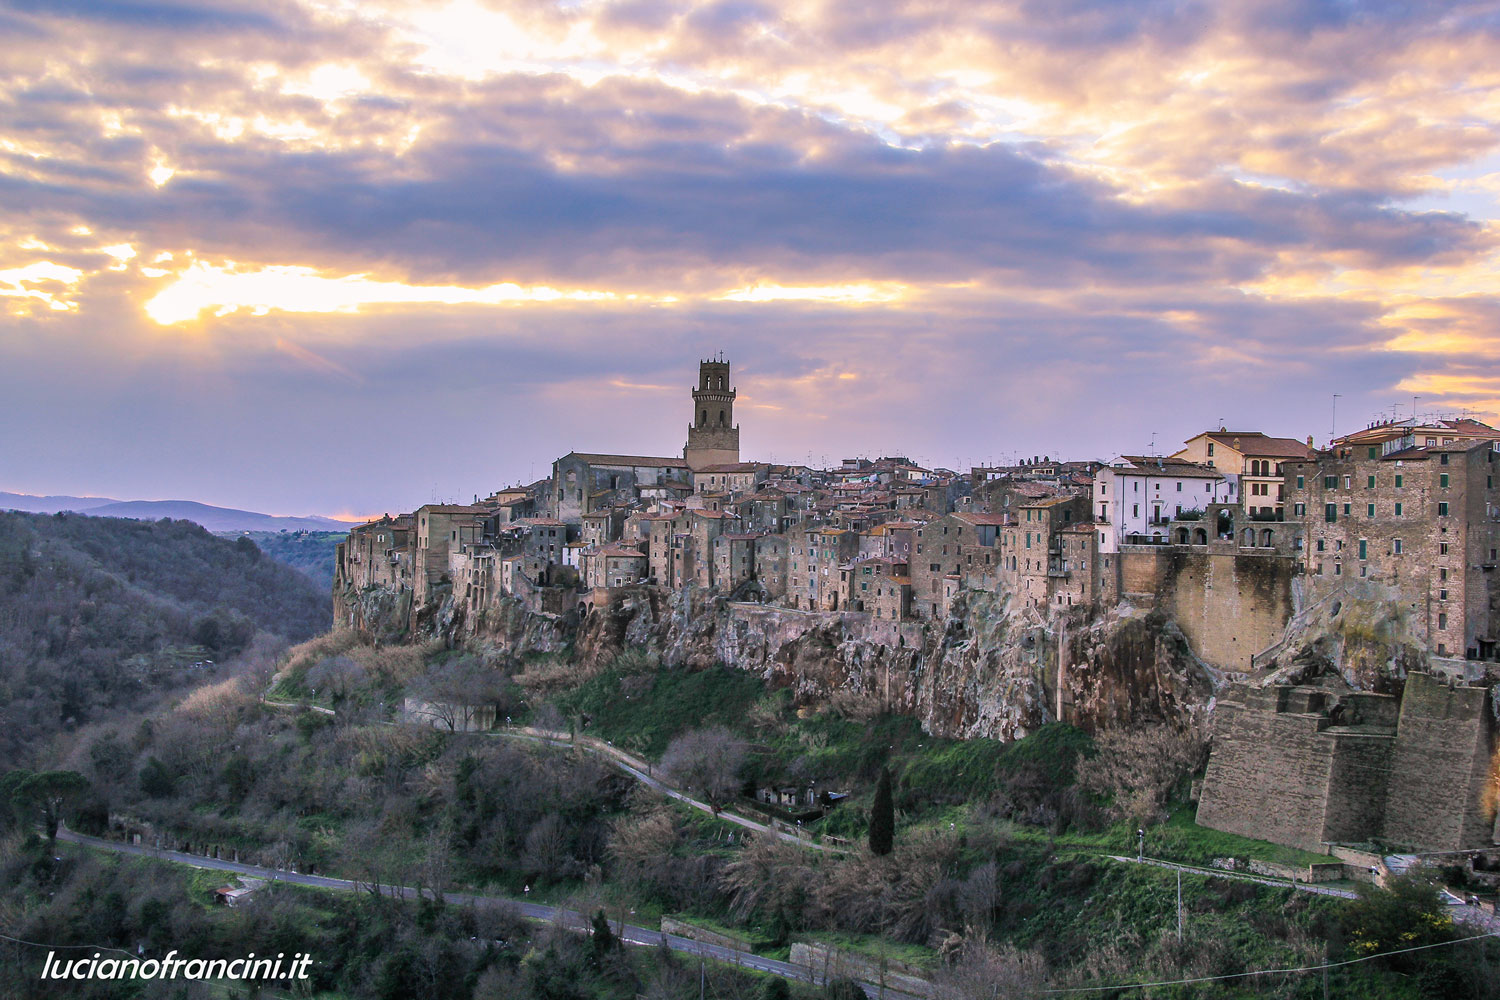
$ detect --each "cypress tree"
[869,766,894,856]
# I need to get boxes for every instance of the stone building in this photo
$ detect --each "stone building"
[413,504,488,603]
[753,534,789,598]
[550,452,691,523]
[583,543,649,589]
[711,532,761,592]
[1286,437,1500,659]
[695,462,767,495]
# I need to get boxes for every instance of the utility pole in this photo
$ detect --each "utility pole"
[1177,869,1183,942]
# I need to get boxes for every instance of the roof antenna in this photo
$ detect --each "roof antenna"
[1331,393,1341,442]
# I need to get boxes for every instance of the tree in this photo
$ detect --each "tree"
[2,769,89,850]
[660,725,746,815]
[590,909,618,965]
[934,936,1048,1000]
[139,757,176,798]
[1076,723,1206,823]
[869,766,894,856]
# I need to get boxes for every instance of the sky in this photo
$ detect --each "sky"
[2,0,1500,518]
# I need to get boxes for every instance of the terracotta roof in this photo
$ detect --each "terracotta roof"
[566,452,687,469]
[598,543,647,558]
[517,517,566,527]
[697,462,766,473]
[954,512,1011,526]
[1114,457,1223,478]
[1198,432,1313,459]
[1023,495,1082,508]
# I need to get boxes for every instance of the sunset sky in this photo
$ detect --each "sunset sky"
[3,0,1500,517]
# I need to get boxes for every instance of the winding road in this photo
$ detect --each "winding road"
[56,828,922,999]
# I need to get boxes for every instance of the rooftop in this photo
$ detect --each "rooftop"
[565,451,688,469]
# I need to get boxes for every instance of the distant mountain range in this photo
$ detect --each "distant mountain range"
[0,492,355,534]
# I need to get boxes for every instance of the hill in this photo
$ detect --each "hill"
[0,491,119,513]
[240,530,345,588]
[1,492,353,532]
[0,511,331,764]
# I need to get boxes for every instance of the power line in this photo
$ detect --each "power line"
[1040,929,1500,994]
[0,931,136,957]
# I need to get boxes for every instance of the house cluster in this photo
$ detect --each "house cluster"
[335,359,1500,663]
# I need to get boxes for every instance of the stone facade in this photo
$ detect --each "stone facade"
[1287,439,1500,659]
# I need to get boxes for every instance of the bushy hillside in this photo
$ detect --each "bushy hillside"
[238,530,344,588]
[0,511,330,762]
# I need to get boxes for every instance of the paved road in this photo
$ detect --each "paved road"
[1104,855,1360,898]
[492,727,843,852]
[257,699,841,854]
[57,829,921,999]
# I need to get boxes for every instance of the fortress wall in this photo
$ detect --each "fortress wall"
[1115,548,1297,672]
[1196,697,1335,852]
[1383,673,1495,851]
[1321,732,1395,844]
[1158,550,1296,673]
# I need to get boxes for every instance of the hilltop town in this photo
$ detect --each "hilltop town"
[334,357,1500,855]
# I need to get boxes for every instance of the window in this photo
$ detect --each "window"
[1343,503,1351,516]
[1324,475,1337,489]
[1440,542,1449,555]
[1367,504,1375,517]
[1393,539,1403,554]
[1395,475,1403,488]
[1132,504,1139,517]
[1394,502,1402,516]
[1439,589,1447,601]
[1296,475,1305,489]
[1440,473,1449,488]
[1358,539,1367,560]
[1439,567,1447,580]
[1440,453,1449,466]
[1439,612,1447,629]
[1325,503,1337,523]
[1367,475,1376,488]
[1438,502,1449,516]
[1176,481,1183,492]
[1334,562,1342,575]
[1294,502,1306,516]
[1207,443,1215,457]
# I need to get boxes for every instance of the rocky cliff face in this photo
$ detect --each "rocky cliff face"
[332,579,1277,740]
[558,585,1217,739]
[1251,578,1431,694]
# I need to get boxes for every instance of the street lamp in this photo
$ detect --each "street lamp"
[1138,828,1145,862]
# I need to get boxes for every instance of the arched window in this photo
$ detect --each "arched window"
[1261,528,1273,547]
[719,409,725,424]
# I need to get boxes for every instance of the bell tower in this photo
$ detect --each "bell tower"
[684,354,740,472]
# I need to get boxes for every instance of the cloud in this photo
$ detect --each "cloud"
[1,0,1499,510]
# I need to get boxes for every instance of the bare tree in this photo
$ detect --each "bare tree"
[1076,724,1207,823]
[305,654,366,702]
[935,935,1048,1000]
[660,725,746,815]
[411,655,514,731]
